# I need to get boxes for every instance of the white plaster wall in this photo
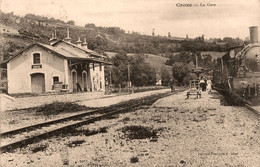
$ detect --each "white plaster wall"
[90,63,105,92]
[8,45,65,94]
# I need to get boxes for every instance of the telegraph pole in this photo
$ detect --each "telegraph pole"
[192,54,204,80]
[127,64,131,93]
[109,66,112,88]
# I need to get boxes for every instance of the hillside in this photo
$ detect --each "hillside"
[105,52,172,77]
[0,12,232,62]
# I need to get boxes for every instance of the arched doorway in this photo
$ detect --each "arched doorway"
[72,70,77,92]
[31,73,45,93]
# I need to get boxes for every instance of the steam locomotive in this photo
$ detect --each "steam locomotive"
[213,26,260,105]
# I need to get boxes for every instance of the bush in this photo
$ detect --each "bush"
[35,102,89,115]
[121,125,156,140]
[66,140,85,148]
[130,156,139,163]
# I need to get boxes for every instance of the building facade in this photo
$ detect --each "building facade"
[3,28,111,94]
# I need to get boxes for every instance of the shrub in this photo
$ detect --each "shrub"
[121,125,156,140]
[35,102,89,115]
[66,140,85,148]
[130,156,139,163]
[31,144,48,153]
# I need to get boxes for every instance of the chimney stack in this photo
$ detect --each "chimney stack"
[64,27,71,43]
[49,28,58,45]
[82,38,88,49]
[76,37,82,46]
[249,26,258,43]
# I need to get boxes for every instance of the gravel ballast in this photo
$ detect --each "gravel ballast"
[1,90,259,166]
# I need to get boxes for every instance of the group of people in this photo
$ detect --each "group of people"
[199,77,212,92]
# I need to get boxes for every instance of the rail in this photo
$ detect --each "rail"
[0,92,172,153]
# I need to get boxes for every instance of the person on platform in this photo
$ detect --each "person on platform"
[199,77,206,91]
[207,79,212,92]
[170,79,175,92]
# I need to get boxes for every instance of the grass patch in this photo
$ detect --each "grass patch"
[66,140,85,148]
[121,125,157,140]
[59,127,108,137]
[9,120,19,124]
[130,156,139,163]
[121,117,130,122]
[35,101,89,116]
[31,144,48,153]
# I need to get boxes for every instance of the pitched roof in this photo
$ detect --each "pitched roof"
[52,40,106,58]
[1,41,111,65]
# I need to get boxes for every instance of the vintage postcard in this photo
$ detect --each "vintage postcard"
[0,0,260,166]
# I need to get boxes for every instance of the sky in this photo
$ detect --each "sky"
[1,0,260,39]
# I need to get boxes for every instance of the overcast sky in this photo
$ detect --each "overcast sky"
[1,0,260,39]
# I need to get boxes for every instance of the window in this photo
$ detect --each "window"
[53,76,59,84]
[93,62,95,70]
[99,63,102,71]
[33,53,41,64]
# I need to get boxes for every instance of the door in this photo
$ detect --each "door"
[82,72,87,91]
[72,71,77,92]
[31,73,45,93]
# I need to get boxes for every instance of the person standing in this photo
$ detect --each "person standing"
[207,79,212,92]
[199,77,205,91]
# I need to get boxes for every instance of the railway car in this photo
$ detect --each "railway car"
[213,26,260,105]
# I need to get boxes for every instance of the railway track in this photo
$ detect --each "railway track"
[0,92,172,153]
[213,88,260,116]
[244,104,260,116]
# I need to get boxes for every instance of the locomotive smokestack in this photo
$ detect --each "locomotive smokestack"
[249,26,258,43]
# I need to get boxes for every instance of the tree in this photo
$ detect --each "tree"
[172,62,189,86]
[110,52,156,87]
[161,67,171,86]
[129,54,156,86]
[67,20,75,25]
[111,51,129,85]
[85,23,96,28]
[0,41,25,60]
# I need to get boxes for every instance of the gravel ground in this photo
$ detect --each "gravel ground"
[0,109,94,133]
[4,92,109,111]
[1,89,170,133]
[1,90,259,166]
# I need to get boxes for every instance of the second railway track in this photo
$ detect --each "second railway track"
[1,92,172,153]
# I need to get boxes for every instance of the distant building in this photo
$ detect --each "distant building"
[1,28,111,94]
[0,24,19,35]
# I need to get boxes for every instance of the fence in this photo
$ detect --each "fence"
[105,84,167,94]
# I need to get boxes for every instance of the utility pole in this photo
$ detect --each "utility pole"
[109,66,112,88]
[127,64,131,93]
[195,55,198,69]
[109,70,112,86]
[192,54,204,80]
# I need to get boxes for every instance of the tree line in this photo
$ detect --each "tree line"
[107,51,157,87]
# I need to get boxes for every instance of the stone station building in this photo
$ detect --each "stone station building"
[1,28,111,94]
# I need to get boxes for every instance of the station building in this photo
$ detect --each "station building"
[1,28,111,94]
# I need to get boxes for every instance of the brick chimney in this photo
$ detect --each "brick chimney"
[82,38,88,49]
[64,27,71,43]
[49,28,58,45]
[76,37,82,46]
